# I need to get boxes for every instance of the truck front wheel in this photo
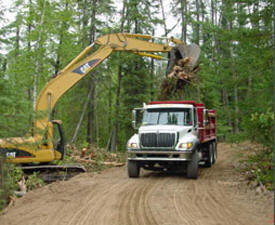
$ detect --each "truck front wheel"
[127,160,140,178]
[186,151,198,179]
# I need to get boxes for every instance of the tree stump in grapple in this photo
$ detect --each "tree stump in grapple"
[160,43,201,99]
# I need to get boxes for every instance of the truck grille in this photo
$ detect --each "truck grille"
[140,133,176,148]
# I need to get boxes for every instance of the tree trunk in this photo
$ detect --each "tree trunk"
[229,20,239,133]
[33,0,46,129]
[27,0,33,133]
[222,88,233,131]
[150,30,155,100]
[110,65,122,152]
[109,0,126,152]
[180,0,187,42]
[195,0,200,45]
[160,0,168,36]
[87,79,95,144]
[71,82,94,144]
[86,0,97,145]
[15,20,20,57]
[108,72,112,133]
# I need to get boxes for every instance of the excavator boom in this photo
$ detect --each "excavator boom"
[35,33,186,133]
[0,33,200,166]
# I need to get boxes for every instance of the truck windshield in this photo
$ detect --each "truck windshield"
[142,108,192,126]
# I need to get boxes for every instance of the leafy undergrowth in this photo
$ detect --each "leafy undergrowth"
[63,144,126,172]
[26,172,45,191]
[0,146,126,212]
[244,149,273,191]
[234,142,274,191]
[0,164,45,212]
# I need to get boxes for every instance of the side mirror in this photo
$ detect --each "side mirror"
[132,108,143,130]
[132,109,137,129]
[132,120,137,129]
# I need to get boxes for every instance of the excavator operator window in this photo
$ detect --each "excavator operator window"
[53,124,61,150]
[52,121,65,159]
[42,128,48,146]
[52,122,65,151]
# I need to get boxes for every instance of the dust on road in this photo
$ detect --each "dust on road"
[0,143,273,225]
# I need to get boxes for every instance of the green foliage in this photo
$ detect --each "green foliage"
[26,172,44,190]
[245,108,274,147]
[245,148,274,190]
[0,161,23,210]
[0,0,273,178]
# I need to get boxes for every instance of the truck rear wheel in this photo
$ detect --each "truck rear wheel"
[187,151,198,179]
[127,160,140,178]
[212,142,217,164]
[205,143,213,167]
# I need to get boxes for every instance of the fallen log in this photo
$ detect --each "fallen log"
[73,156,125,167]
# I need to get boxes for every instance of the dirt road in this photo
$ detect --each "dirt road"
[0,143,273,225]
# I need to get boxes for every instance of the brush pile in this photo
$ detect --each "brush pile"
[160,43,201,99]
[167,57,200,81]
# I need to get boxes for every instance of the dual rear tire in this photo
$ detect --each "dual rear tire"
[205,142,217,167]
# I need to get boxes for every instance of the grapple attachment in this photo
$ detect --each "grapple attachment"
[166,43,200,76]
[160,43,201,100]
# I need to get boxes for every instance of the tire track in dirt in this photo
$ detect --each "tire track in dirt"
[0,143,273,225]
[172,179,191,225]
[198,156,248,225]
[118,175,160,225]
[67,177,128,225]
[137,179,159,225]
[86,180,134,225]
[172,162,243,225]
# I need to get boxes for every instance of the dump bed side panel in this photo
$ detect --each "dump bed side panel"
[199,108,216,143]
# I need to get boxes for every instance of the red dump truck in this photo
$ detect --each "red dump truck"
[127,101,217,179]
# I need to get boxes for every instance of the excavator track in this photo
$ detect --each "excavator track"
[19,163,86,182]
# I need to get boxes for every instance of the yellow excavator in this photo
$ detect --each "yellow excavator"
[0,33,200,169]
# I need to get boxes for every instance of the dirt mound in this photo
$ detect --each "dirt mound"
[0,143,273,225]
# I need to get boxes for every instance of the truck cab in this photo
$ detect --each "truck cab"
[127,101,217,179]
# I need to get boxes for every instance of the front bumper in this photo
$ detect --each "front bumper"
[127,150,193,161]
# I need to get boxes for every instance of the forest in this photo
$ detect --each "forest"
[0,0,273,149]
[0,0,273,189]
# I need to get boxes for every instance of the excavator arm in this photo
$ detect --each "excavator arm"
[0,33,200,164]
[35,33,182,133]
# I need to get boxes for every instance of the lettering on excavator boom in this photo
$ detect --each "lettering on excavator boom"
[72,59,100,75]
[6,152,16,159]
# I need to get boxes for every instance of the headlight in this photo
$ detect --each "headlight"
[178,142,193,150]
[127,142,138,149]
